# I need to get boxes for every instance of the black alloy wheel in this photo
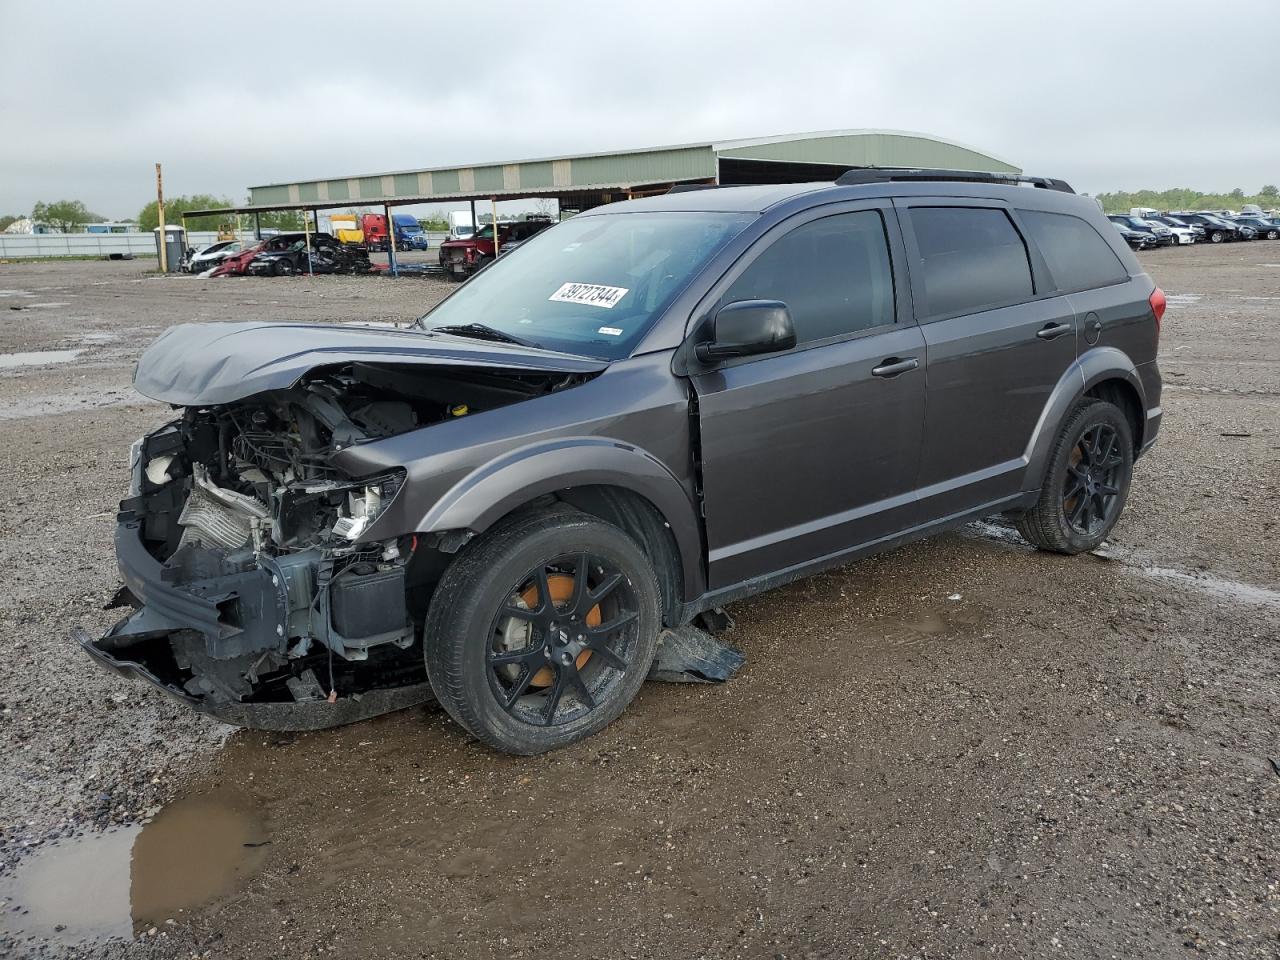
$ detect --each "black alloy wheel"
[1016,398,1134,554]
[273,257,296,276]
[1061,423,1125,538]
[486,553,639,728]
[424,512,661,754]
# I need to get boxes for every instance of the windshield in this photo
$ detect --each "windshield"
[418,211,754,359]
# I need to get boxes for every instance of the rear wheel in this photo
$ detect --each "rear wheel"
[1267,229,1279,240]
[1210,230,1224,243]
[273,258,296,276]
[1016,399,1134,554]
[424,512,661,754]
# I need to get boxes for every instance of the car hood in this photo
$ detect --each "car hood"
[133,321,608,406]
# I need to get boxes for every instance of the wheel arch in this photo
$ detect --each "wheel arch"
[416,438,704,613]
[1023,347,1147,492]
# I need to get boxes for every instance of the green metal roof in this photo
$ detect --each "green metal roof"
[241,129,1020,211]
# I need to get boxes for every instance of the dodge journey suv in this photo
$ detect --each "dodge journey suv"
[81,169,1163,754]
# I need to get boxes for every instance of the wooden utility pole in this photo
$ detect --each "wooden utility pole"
[491,197,501,256]
[155,162,167,272]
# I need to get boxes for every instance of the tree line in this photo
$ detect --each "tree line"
[1,196,306,233]
[1094,184,1278,213]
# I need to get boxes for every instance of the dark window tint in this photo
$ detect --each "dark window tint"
[1020,210,1128,292]
[908,207,1033,317]
[724,211,894,343]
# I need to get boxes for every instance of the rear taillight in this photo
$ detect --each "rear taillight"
[1149,287,1166,334]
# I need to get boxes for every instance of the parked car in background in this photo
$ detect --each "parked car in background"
[1147,215,1205,242]
[247,233,374,275]
[1108,217,1159,249]
[208,233,314,277]
[1170,213,1241,243]
[184,240,244,273]
[1231,216,1279,240]
[1110,215,1174,246]
[1144,217,1196,245]
[438,218,555,279]
[208,238,272,276]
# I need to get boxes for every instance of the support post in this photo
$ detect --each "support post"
[254,212,261,240]
[385,203,398,277]
[469,199,477,236]
[303,207,313,275]
[491,197,500,256]
[155,162,167,273]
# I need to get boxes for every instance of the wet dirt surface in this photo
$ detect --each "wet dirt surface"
[0,249,1276,958]
[0,790,265,943]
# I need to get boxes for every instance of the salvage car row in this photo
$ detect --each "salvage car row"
[1108,207,1280,249]
[182,233,376,276]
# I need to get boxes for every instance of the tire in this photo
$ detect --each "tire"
[1210,230,1224,243]
[1267,230,1279,240]
[272,258,295,276]
[1016,399,1134,555]
[424,511,662,755]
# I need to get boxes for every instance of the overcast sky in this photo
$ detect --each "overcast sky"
[3,0,1278,218]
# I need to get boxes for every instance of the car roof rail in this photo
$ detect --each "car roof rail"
[834,167,1076,194]
[666,183,723,194]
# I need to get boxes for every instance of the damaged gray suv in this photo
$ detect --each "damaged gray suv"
[80,169,1164,754]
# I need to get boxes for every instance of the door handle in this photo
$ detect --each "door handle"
[871,357,919,378]
[1036,322,1073,341]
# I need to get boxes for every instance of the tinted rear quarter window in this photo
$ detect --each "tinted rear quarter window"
[907,207,1033,318]
[1019,210,1128,292]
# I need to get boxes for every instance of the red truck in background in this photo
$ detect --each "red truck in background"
[437,217,554,279]
[361,213,429,252]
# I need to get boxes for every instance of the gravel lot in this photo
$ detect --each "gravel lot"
[0,247,1276,959]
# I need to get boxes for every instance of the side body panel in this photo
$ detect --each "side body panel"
[694,324,927,588]
[335,351,706,600]
[684,199,927,589]
[894,198,1079,518]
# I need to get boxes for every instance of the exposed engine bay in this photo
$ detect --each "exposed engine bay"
[82,361,591,728]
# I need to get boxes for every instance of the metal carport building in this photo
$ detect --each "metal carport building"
[243,128,1020,213]
[182,129,1019,275]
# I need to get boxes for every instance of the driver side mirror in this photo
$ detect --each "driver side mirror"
[695,300,796,363]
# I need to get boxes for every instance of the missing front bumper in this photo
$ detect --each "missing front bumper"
[77,626,432,730]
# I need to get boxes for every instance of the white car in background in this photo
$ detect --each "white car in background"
[1143,217,1197,245]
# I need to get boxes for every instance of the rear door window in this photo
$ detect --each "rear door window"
[906,207,1034,318]
[1019,210,1128,293]
[723,210,895,344]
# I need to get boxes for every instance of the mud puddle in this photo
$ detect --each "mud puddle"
[0,349,80,369]
[0,790,266,945]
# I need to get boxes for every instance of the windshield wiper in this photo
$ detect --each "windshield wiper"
[429,322,542,349]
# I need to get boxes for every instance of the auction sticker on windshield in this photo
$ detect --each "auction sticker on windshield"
[548,282,629,309]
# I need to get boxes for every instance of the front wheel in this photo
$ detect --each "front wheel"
[1016,399,1134,554]
[424,512,661,754]
[1209,230,1224,243]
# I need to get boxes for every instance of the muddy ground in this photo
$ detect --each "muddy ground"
[0,247,1275,959]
